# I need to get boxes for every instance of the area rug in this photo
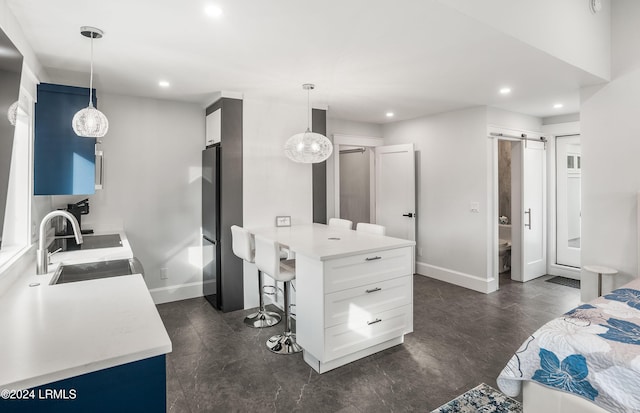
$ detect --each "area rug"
[546,275,580,289]
[431,383,522,413]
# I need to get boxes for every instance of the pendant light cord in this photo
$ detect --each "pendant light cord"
[89,33,94,107]
[307,87,311,132]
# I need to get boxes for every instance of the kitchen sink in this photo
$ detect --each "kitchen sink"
[49,234,122,252]
[51,258,143,285]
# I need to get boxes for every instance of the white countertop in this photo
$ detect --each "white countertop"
[0,231,172,389]
[250,223,415,260]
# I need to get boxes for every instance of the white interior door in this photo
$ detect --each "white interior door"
[522,141,547,281]
[556,136,581,268]
[374,144,416,241]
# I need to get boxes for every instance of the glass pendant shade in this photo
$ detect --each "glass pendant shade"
[284,83,333,164]
[284,129,333,163]
[7,100,18,126]
[72,102,109,137]
[73,26,108,138]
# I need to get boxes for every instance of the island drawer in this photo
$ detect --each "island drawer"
[324,246,413,293]
[324,275,412,328]
[323,304,412,361]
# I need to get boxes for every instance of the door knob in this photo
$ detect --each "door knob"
[402,213,414,218]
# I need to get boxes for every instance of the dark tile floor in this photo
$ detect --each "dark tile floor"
[157,273,581,412]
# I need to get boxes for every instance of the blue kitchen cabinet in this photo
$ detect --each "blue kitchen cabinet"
[0,355,166,413]
[34,83,97,195]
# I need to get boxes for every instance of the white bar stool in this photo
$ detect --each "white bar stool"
[230,226,281,328]
[583,265,619,296]
[328,218,353,230]
[255,235,302,355]
[356,223,386,235]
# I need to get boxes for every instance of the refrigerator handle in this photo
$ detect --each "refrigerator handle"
[203,236,217,244]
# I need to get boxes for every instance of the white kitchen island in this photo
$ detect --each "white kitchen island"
[251,223,415,373]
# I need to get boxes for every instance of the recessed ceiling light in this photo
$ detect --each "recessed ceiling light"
[159,80,170,88]
[553,103,564,109]
[205,4,223,18]
[386,112,394,118]
[499,87,511,95]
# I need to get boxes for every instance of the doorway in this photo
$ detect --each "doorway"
[556,135,581,268]
[339,146,373,225]
[333,135,416,242]
[493,132,547,288]
[497,140,515,282]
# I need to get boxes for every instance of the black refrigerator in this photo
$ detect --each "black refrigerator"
[202,144,221,309]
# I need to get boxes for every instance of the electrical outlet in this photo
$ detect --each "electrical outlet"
[470,202,480,213]
[160,268,168,280]
[418,247,423,257]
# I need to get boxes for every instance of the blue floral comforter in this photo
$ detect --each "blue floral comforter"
[497,278,640,412]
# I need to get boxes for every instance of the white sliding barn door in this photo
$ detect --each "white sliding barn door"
[522,141,547,281]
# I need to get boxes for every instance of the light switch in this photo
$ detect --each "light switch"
[470,202,480,213]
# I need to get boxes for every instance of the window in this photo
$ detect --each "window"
[0,85,35,272]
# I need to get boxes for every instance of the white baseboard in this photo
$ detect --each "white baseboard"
[416,261,494,294]
[149,281,203,304]
[548,263,580,280]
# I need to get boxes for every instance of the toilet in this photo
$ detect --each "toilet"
[498,224,511,273]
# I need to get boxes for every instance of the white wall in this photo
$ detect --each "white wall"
[580,0,640,301]
[438,0,611,80]
[53,93,205,303]
[326,118,383,219]
[543,113,580,125]
[242,96,312,308]
[488,107,543,132]
[380,106,544,293]
[327,118,383,141]
[243,97,312,228]
[383,107,492,292]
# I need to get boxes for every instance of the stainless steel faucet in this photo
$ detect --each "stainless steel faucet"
[36,210,83,275]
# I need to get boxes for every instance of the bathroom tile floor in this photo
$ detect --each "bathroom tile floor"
[157,274,580,413]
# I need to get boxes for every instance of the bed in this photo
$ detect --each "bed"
[497,278,640,413]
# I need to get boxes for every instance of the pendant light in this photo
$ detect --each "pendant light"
[284,84,333,163]
[72,26,109,138]
[7,100,18,126]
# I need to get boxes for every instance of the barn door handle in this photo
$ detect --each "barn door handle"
[524,208,532,230]
[402,213,414,218]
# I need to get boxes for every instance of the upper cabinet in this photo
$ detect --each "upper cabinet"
[205,108,221,148]
[34,83,97,195]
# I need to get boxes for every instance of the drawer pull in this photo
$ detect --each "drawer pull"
[365,256,382,261]
[367,318,382,325]
[365,287,382,294]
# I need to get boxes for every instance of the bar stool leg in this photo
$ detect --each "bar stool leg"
[244,270,282,328]
[266,281,302,354]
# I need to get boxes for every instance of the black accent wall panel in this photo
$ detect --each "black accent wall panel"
[312,108,328,224]
[206,97,244,312]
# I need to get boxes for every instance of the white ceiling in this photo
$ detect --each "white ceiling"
[7,0,606,123]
